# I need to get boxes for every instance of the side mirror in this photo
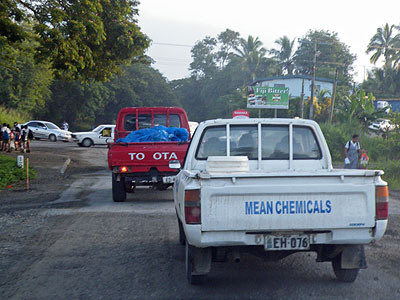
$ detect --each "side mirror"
[169,160,181,170]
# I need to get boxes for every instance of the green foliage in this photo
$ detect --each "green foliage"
[269,36,296,75]
[294,30,356,87]
[41,63,179,129]
[373,160,400,190]
[335,90,386,127]
[0,38,53,115]
[0,105,30,125]
[0,155,36,189]
[366,23,399,69]
[3,0,149,81]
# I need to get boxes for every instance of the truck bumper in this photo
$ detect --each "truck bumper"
[184,225,383,248]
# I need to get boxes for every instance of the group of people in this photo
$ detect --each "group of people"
[344,134,369,169]
[0,122,33,153]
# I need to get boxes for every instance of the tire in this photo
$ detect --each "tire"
[77,143,83,147]
[178,219,186,246]
[185,243,206,285]
[332,253,360,282]
[112,173,126,202]
[82,138,93,147]
[49,134,57,142]
[35,137,40,140]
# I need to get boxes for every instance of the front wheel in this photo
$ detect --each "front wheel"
[112,174,126,202]
[82,138,93,147]
[49,134,57,142]
[332,253,360,282]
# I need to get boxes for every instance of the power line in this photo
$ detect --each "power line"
[153,42,193,48]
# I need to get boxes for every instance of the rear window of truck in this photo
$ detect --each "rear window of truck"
[124,113,181,131]
[196,124,322,160]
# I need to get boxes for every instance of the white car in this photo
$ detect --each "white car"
[368,119,396,132]
[72,125,115,147]
[23,120,72,142]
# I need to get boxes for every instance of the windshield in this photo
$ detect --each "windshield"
[196,124,321,160]
[45,122,60,130]
[92,125,103,132]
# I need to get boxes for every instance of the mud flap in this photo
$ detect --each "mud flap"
[191,246,212,275]
[340,245,367,269]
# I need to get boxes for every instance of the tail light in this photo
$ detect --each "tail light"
[376,186,389,220]
[185,189,201,224]
[120,166,128,173]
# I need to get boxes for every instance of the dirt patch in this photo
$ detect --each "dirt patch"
[0,143,104,211]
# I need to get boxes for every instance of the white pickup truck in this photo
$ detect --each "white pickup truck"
[170,118,389,284]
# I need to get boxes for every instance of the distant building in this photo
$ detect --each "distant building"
[251,75,335,99]
[375,99,400,112]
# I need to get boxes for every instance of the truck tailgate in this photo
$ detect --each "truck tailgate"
[200,176,376,231]
[109,141,189,171]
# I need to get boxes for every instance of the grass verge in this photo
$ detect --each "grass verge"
[0,155,36,190]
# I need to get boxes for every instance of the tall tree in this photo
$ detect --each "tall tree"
[235,35,267,80]
[269,35,296,75]
[216,29,240,69]
[366,23,399,69]
[294,30,356,86]
[2,0,149,81]
[189,36,218,79]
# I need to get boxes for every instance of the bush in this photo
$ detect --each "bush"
[0,155,36,190]
[372,160,400,190]
[0,105,30,125]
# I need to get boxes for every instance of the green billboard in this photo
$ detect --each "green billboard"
[247,86,290,109]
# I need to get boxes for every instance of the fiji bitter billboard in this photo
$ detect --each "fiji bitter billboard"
[247,86,289,109]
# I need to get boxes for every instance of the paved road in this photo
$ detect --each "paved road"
[1,143,400,300]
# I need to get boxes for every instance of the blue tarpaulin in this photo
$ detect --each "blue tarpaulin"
[116,126,189,143]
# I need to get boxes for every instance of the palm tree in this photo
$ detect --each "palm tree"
[269,36,296,75]
[235,36,267,81]
[366,23,398,69]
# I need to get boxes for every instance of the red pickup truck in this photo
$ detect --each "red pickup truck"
[107,107,191,202]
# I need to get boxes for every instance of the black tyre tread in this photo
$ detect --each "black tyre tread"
[82,138,93,147]
[112,174,126,202]
[185,243,206,285]
[49,134,56,142]
[332,254,360,282]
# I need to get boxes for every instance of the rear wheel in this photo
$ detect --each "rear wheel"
[332,253,360,282]
[112,174,126,202]
[185,243,207,285]
[82,138,93,147]
[49,134,56,142]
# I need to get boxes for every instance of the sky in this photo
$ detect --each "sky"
[137,0,400,83]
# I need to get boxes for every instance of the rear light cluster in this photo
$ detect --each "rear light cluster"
[375,186,389,220]
[185,189,201,224]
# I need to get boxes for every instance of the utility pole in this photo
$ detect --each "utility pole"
[329,68,338,123]
[300,78,305,118]
[298,39,333,120]
[310,42,317,119]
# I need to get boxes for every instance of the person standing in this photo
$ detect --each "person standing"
[62,120,69,131]
[13,122,21,151]
[344,134,360,169]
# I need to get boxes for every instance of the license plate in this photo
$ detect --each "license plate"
[162,176,176,184]
[264,234,310,251]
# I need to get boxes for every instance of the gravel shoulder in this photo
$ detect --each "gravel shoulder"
[0,142,399,299]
